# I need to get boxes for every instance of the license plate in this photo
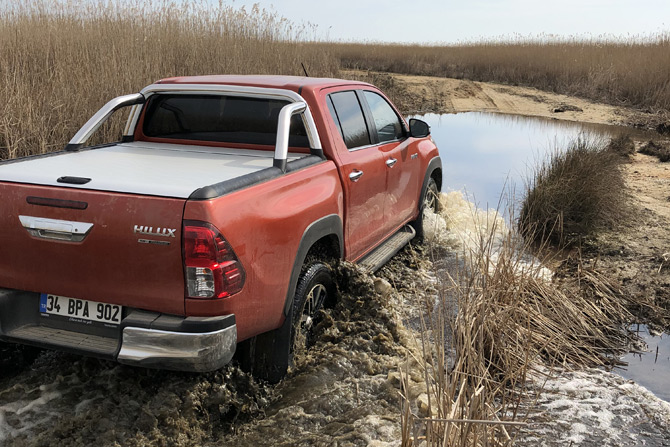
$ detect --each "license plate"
[39,293,122,325]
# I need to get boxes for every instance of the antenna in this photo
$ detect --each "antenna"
[301,62,309,77]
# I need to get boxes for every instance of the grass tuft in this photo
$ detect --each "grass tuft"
[519,137,629,247]
[606,133,636,157]
[639,140,670,162]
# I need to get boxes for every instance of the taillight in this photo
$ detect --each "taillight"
[183,221,245,299]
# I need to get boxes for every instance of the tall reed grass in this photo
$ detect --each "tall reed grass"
[0,0,337,159]
[331,35,670,114]
[401,194,637,446]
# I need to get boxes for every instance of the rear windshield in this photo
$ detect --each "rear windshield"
[142,94,310,147]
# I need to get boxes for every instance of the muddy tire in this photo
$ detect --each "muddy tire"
[290,263,334,356]
[240,262,335,384]
[412,176,440,241]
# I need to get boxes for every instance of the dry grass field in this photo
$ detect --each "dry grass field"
[333,36,670,116]
[1,3,666,446]
[0,0,337,159]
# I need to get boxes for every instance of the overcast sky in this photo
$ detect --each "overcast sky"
[231,0,669,43]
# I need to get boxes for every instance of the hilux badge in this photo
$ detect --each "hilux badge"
[133,225,176,238]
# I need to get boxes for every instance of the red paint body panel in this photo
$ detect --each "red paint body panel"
[0,183,186,315]
[182,161,343,341]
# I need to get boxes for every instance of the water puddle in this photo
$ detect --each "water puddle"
[421,112,642,209]
[618,325,670,402]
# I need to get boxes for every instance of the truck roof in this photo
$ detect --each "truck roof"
[155,75,372,94]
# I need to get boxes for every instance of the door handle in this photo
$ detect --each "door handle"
[349,170,364,182]
[385,158,398,168]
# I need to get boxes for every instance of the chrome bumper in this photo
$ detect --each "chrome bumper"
[117,324,237,372]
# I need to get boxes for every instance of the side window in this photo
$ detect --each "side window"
[328,91,371,150]
[363,91,404,143]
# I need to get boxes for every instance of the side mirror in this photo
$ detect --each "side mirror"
[409,118,430,138]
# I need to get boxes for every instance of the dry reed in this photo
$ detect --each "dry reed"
[520,136,629,247]
[400,195,638,446]
[0,0,338,159]
[330,36,670,115]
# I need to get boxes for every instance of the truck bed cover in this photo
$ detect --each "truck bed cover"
[0,141,304,198]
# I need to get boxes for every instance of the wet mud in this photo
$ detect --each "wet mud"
[0,259,420,447]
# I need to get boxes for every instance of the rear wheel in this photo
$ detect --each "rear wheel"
[291,263,334,357]
[241,261,335,383]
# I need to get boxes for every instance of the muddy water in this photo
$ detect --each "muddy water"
[619,325,670,402]
[0,259,439,446]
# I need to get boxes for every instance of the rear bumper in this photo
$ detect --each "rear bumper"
[117,319,236,372]
[0,289,237,372]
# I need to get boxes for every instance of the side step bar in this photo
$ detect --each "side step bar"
[359,225,416,272]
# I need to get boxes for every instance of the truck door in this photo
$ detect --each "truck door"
[359,90,422,236]
[325,90,387,261]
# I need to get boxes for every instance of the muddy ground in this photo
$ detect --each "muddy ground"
[2,73,670,446]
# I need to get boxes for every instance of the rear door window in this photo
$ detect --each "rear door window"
[328,91,371,150]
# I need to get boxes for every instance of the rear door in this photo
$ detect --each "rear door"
[0,182,186,316]
[325,90,387,261]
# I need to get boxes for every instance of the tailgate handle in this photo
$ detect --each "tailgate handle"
[19,215,94,242]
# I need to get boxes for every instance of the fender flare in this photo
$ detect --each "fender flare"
[282,214,343,316]
[419,156,442,209]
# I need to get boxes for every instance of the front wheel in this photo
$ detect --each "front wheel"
[411,177,440,241]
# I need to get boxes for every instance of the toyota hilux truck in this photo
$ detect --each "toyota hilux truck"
[0,75,441,382]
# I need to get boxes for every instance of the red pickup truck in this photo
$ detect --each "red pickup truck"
[0,75,441,382]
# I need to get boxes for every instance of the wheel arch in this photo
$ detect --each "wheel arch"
[282,214,343,316]
[420,156,442,208]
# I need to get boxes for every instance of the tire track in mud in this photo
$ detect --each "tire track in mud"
[0,259,432,447]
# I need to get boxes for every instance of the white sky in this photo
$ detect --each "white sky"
[230,0,669,43]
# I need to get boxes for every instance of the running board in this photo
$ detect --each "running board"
[358,225,416,272]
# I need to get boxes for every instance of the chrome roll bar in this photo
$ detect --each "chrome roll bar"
[64,84,324,171]
[274,101,307,172]
[65,93,145,151]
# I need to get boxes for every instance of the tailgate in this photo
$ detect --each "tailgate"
[0,182,186,315]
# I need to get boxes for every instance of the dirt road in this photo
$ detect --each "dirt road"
[345,70,648,127]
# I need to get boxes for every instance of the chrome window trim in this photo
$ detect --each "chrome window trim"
[346,137,406,153]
